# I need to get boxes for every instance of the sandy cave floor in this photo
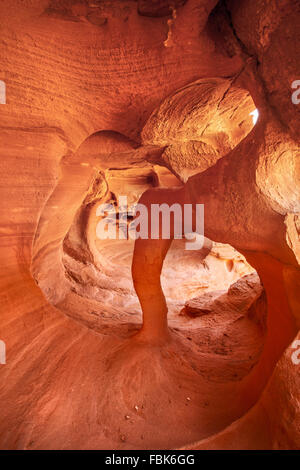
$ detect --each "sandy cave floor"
[0,273,264,450]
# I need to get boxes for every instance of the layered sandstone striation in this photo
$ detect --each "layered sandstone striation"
[0,0,299,450]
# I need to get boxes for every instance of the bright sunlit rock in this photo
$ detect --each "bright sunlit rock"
[250,109,259,125]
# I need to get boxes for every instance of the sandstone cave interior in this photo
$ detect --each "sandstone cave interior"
[0,0,299,451]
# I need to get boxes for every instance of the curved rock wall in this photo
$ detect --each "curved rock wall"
[0,0,299,450]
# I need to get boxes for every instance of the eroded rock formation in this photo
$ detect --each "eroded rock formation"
[0,0,299,450]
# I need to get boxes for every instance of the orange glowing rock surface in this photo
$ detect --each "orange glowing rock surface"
[0,0,299,450]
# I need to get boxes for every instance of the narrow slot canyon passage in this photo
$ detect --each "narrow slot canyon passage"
[0,0,299,451]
